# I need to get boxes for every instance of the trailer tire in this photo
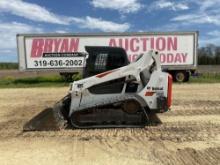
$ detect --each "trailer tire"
[174,71,189,82]
[184,72,190,82]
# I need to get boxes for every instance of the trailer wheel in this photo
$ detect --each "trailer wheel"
[174,71,189,82]
[184,72,190,82]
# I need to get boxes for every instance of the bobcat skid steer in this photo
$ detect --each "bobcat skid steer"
[24,50,172,131]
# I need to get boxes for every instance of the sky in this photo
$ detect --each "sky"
[0,0,220,62]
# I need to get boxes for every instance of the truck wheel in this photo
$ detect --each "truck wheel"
[184,72,190,82]
[174,71,188,82]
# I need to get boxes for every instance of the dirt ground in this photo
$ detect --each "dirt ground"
[0,84,219,165]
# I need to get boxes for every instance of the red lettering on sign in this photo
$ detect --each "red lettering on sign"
[133,54,138,61]
[175,53,182,63]
[182,53,187,62]
[44,39,53,53]
[31,39,44,57]
[109,38,117,47]
[108,37,178,53]
[130,38,139,52]
[128,54,139,62]
[160,53,166,63]
[60,39,68,52]
[156,37,166,51]
[150,37,154,50]
[30,38,80,57]
[167,53,174,63]
[140,38,148,51]
[129,52,187,63]
[69,38,79,52]
[159,53,188,64]
[167,37,177,50]
[124,38,129,51]
[118,38,123,49]
[54,39,62,52]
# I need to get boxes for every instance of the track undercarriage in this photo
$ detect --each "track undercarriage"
[53,94,161,129]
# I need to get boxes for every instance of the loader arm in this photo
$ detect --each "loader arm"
[71,50,160,93]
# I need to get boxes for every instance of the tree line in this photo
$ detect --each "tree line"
[198,44,220,65]
[0,63,18,69]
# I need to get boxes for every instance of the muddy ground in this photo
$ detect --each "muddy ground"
[0,84,219,165]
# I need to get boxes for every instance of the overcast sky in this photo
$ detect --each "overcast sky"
[0,0,220,62]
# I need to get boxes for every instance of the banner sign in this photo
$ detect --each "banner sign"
[24,34,195,69]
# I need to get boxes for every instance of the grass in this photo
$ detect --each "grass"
[0,63,18,70]
[189,73,220,83]
[0,73,220,88]
[0,75,70,88]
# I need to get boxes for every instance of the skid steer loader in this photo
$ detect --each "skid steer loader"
[24,48,172,131]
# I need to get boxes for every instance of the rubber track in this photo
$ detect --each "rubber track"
[70,94,149,128]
